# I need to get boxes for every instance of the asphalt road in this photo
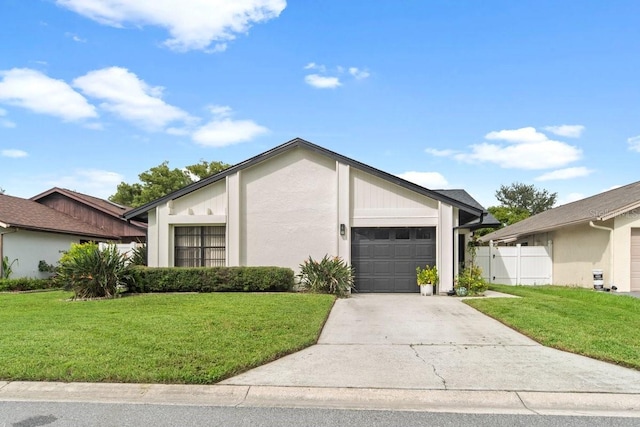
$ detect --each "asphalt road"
[1,402,638,427]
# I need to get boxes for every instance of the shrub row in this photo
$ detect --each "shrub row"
[129,266,295,293]
[0,278,57,292]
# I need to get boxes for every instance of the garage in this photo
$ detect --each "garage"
[351,227,436,293]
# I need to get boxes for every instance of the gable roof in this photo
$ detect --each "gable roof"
[125,138,486,221]
[0,194,118,239]
[31,187,132,217]
[434,189,501,229]
[480,180,640,242]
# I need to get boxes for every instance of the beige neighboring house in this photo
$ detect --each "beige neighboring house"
[481,181,640,292]
[125,138,498,294]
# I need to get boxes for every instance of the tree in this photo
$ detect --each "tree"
[475,182,557,236]
[487,205,531,228]
[109,160,230,208]
[495,182,557,216]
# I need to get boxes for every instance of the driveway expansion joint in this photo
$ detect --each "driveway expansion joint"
[235,385,251,407]
[515,391,540,415]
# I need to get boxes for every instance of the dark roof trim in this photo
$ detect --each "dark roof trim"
[125,138,484,220]
[31,187,131,218]
[2,224,119,240]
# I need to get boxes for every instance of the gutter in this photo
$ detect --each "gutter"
[589,221,615,286]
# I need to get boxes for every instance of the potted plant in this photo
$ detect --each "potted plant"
[416,265,438,296]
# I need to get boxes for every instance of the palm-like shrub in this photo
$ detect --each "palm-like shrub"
[129,244,147,266]
[57,243,132,299]
[298,255,355,297]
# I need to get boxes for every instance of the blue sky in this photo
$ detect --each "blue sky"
[1,0,639,208]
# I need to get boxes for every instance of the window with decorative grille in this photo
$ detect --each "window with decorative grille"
[174,226,225,267]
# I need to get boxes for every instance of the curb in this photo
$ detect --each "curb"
[1,381,639,417]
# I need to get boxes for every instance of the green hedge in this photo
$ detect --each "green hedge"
[0,278,57,292]
[129,266,295,293]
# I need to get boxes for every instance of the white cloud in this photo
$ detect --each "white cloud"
[396,171,449,189]
[543,124,585,138]
[56,0,286,52]
[425,148,457,157]
[65,32,87,42]
[0,68,97,121]
[304,74,341,89]
[49,169,124,199]
[348,67,370,80]
[535,166,593,181]
[73,66,191,131]
[191,105,268,147]
[628,135,640,152]
[485,127,548,143]
[1,149,28,158]
[303,62,325,72]
[455,127,582,170]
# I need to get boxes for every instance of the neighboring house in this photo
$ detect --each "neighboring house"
[0,194,119,279]
[31,187,146,243]
[124,138,497,293]
[481,181,640,293]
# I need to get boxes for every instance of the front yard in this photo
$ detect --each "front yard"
[464,285,640,370]
[0,291,335,384]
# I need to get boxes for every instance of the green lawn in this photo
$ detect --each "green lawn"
[0,291,335,384]
[464,285,640,370]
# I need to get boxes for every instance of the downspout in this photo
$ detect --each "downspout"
[589,221,614,286]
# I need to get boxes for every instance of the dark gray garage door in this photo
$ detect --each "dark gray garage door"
[351,227,436,293]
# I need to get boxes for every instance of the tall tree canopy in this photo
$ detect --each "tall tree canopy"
[110,160,230,208]
[475,182,557,236]
[495,182,557,216]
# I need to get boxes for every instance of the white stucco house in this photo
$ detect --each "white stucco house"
[0,194,119,279]
[481,180,640,293]
[125,138,497,293]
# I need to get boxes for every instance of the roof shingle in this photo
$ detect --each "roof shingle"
[0,194,119,239]
[481,180,640,242]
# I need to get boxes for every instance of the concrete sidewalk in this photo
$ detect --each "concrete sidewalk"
[1,381,639,417]
[2,294,639,417]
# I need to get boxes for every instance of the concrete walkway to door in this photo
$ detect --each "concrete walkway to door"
[222,294,640,393]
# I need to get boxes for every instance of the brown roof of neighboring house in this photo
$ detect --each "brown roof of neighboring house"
[31,187,132,217]
[0,194,119,239]
[481,180,640,242]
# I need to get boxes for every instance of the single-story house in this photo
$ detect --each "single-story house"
[481,181,640,292]
[0,194,119,278]
[125,138,498,293]
[31,187,147,243]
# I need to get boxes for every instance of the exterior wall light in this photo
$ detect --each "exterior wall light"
[340,224,346,236]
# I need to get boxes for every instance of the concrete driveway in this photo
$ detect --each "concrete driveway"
[222,294,640,393]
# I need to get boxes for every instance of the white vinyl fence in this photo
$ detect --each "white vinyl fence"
[476,243,553,285]
[98,242,142,261]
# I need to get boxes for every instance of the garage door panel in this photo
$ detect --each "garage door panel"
[373,245,391,258]
[351,227,436,293]
[374,261,392,274]
[394,244,414,257]
[415,245,434,257]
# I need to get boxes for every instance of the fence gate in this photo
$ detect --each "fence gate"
[476,243,553,285]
